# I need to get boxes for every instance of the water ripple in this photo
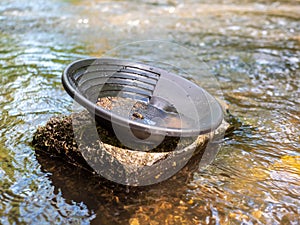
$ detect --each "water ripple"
[0,0,299,224]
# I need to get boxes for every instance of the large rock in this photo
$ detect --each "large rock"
[32,109,230,186]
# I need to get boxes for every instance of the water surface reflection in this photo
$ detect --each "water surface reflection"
[0,0,299,224]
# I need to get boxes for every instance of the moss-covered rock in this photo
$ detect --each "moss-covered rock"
[32,110,230,185]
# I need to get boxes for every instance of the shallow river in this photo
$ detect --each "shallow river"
[0,0,299,224]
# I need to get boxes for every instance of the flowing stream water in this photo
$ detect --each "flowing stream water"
[0,0,299,224]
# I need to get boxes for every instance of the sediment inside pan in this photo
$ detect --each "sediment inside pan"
[96,96,194,129]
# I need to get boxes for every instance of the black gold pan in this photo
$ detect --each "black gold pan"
[62,58,223,144]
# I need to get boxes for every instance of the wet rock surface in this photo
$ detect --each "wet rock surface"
[32,110,229,185]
